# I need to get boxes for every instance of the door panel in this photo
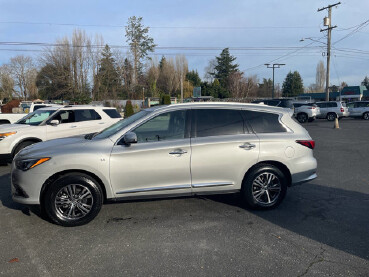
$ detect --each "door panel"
[110,139,191,196]
[109,109,191,197]
[190,134,259,192]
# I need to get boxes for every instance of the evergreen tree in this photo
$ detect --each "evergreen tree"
[362,76,369,90]
[94,45,120,100]
[282,71,304,97]
[212,48,239,87]
[125,100,134,117]
[186,70,201,87]
[125,16,156,87]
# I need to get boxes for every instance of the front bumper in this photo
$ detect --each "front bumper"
[11,165,50,205]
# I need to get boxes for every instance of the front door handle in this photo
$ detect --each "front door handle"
[239,142,256,150]
[70,125,77,128]
[169,149,188,155]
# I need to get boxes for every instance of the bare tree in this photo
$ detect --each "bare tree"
[146,58,160,97]
[204,59,216,83]
[316,61,326,92]
[0,65,15,99]
[175,55,188,101]
[8,55,37,100]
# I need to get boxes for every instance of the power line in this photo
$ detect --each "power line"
[0,21,318,30]
[333,19,369,45]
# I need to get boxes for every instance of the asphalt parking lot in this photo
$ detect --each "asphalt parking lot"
[0,118,368,276]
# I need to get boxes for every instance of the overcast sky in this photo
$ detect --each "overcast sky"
[1,0,368,89]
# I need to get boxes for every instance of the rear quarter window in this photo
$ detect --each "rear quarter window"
[103,109,122,118]
[243,110,287,133]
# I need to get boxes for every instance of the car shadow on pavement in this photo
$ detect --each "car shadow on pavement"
[206,183,369,261]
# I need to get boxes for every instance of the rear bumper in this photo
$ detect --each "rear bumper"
[290,157,317,186]
[0,153,12,164]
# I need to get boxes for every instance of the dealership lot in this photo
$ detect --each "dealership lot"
[0,119,368,276]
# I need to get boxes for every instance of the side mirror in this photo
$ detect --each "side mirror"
[122,132,137,145]
[50,119,60,126]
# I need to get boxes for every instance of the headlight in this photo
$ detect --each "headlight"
[0,132,17,141]
[15,158,51,171]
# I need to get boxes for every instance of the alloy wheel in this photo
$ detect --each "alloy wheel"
[54,184,94,220]
[252,172,281,205]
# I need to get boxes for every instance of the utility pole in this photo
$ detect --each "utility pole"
[318,2,340,101]
[265,63,285,98]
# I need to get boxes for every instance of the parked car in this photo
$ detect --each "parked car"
[293,103,321,123]
[0,105,122,164]
[251,98,294,109]
[0,103,61,125]
[11,103,317,226]
[347,101,369,120]
[316,101,350,121]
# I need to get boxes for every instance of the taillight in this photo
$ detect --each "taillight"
[296,140,315,149]
[340,108,344,112]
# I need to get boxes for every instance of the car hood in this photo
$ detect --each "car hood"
[0,124,36,132]
[16,136,88,159]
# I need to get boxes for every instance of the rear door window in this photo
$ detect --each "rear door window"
[103,109,122,118]
[243,110,287,133]
[74,109,101,122]
[193,109,245,138]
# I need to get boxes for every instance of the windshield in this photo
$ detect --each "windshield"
[93,110,151,139]
[16,109,55,126]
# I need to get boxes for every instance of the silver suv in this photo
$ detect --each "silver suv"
[347,101,369,120]
[11,103,317,226]
[316,101,350,121]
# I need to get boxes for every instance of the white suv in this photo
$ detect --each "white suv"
[11,103,317,226]
[0,105,121,163]
[293,103,321,123]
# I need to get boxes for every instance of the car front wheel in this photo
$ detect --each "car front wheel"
[363,112,369,120]
[242,164,287,209]
[43,173,103,227]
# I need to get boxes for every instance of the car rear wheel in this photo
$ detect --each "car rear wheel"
[242,164,287,209]
[327,113,336,121]
[363,112,369,120]
[43,173,103,227]
[297,113,308,123]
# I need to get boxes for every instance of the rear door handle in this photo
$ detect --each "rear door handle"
[70,125,77,128]
[239,143,256,150]
[169,149,187,155]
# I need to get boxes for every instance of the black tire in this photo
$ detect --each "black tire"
[326,113,336,121]
[241,164,287,209]
[13,141,37,158]
[363,112,369,120]
[297,113,308,123]
[43,173,103,227]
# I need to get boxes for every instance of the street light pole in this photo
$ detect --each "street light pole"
[265,63,285,98]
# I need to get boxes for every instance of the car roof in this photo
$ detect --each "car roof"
[36,105,117,111]
[145,102,291,114]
